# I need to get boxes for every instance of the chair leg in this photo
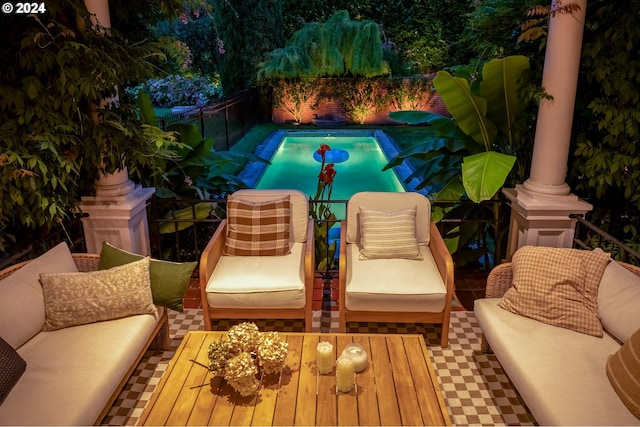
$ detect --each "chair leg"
[440,319,449,348]
[480,335,493,354]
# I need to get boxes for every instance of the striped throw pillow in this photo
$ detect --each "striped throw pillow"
[224,196,291,256]
[606,328,640,419]
[358,205,422,260]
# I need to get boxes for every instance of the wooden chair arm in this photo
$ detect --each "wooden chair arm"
[199,220,227,288]
[429,222,455,300]
[304,219,315,302]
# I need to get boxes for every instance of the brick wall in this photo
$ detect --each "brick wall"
[271,79,450,125]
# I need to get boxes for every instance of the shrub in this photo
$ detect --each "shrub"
[128,74,221,107]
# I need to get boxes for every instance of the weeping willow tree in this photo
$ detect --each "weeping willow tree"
[257,10,390,79]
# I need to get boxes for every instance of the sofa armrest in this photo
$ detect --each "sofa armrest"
[486,262,514,298]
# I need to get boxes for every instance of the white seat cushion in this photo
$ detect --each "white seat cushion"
[475,298,640,426]
[0,311,161,426]
[345,244,446,312]
[206,242,306,309]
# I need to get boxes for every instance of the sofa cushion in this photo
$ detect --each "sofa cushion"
[224,196,291,256]
[598,261,640,343]
[40,257,157,331]
[499,246,611,337]
[97,242,197,312]
[475,297,639,426]
[0,312,160,426]
[206,242,305,309]
[0,337,26,405]
[346,244,446,312]
[606,328,640,419]
[358,205,423,260]
[0,242,78,348]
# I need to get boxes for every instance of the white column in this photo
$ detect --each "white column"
[504,0,592,259]
[79,0,154,255]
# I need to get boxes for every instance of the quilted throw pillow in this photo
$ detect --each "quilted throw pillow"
[499,246,611,337]
[40,257,157,331]
[0,337,26,405]
[358,205,423,260]
[606,328,640,419]
[224,196,291,256]
[97,242,197,312]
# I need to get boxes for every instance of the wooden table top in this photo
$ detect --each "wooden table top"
[138,331,451,426]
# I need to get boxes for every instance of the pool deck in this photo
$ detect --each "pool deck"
[237,129,425,194]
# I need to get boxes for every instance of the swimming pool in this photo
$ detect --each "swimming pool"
[238,130,418,218]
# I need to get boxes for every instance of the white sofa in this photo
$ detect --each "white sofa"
[0,243,169,426]
[475,250,640,426]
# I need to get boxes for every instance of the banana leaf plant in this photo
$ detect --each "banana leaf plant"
[389,55,529,203]
[135,91,267,230]
[387,56,530,263]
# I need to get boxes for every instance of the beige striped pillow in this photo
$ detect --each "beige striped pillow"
[606,328,640,419]
[358,205,423,260]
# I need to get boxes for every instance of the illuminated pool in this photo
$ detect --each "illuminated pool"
[239,130,418,218]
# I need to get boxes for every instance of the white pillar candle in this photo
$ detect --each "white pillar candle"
[317,341,334,374]
[342,343,368,373]
[336,355,355,393]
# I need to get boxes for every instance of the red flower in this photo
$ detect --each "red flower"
[319,163,336,185]
[316,144,331,156]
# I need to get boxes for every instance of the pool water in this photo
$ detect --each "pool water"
[255,134,406,202]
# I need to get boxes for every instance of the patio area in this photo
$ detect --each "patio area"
[101,307,535,426]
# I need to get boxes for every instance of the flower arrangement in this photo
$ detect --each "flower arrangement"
[310,144,338,272]
[207,322,288,396]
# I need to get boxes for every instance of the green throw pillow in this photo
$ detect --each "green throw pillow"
[97,242,197,312]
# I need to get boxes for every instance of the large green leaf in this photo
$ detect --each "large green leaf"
[461,152,516,203]
[433,71,497,150]
[480,56,530,144]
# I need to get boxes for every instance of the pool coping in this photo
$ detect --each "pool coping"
[237,129,425,195]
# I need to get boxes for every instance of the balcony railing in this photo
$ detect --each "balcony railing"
[572,214,640,265]
[146,197,509,277]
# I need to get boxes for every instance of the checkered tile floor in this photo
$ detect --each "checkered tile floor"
[101,309,535,426]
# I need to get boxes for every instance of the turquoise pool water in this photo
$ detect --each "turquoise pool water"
[255,133,406,201]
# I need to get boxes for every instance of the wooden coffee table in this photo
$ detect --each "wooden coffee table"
[138,331,451,426]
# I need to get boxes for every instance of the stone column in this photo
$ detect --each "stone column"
[79,0,154,255]
[504,0,592,259]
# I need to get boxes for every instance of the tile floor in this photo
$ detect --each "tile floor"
[102,273,536,426]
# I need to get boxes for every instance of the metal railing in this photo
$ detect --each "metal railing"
[572,214,640,265]
[157,89,262,151]
[0,214,87,270]
[147,197,508,277]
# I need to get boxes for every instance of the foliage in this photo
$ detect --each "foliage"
[152,4,221,76]
[270,79,323,123]
[388,56,531,203]
[310,144,337,271]
[330,78,388,124]
[0,0,186,252]
[127,74,222,107]
[133,95,261,199]
[569,0,640,239]
[211,0,285,94]
[386,76,435,111]
[258,10,390,80]
[279,0,476,74]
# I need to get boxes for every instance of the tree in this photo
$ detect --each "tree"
[257,10,390,79]
[211,0,284,94]
[570,0,640,242]
[0,0,187,251]
[280,0,475,74]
